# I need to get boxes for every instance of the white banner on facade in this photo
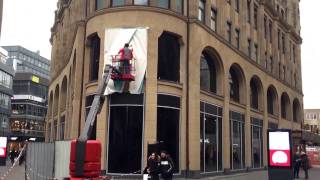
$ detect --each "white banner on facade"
[104,28,148,95]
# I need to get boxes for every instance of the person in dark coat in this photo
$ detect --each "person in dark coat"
[293,151,301,178]
[300,152,309,179]
[144,152,160,180]
[160,151,174,180]
[9,149,15,165]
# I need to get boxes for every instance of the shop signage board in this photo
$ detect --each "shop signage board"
[267,129,293,180]
[0,137,7,166]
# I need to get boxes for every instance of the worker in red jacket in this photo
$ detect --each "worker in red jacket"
[118,43,133,74]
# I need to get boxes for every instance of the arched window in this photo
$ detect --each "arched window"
[267,86,278,115]
[250,80,258,109]
[60,77,68,112]
[250,76,263,110]
[88,33,100,81]
[281,93,290,119]
[229,68,240,102]
[200,52,216,93]
[53,85,59,116]
[158,31,180,82]
[293,99,301,122]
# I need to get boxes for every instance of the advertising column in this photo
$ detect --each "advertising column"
[267,129,293,180]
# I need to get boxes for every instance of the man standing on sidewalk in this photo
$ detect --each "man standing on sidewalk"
[293,151,301,178]
[301,151,310,179]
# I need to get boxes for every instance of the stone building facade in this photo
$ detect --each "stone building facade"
[47,0,303,177]
[304,109,320,134]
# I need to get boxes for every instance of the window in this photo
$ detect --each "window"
[211,8,217,31]
[270,56,273,73]
[278,63,281,78]
[53,121,57,141]
[235,29,240,49]
[283,65,286,80]
[282,33,285,53]
[47,122,51,142]
[200,52,217,93]
[227,22,232,43]
[253,4,258,29]
[200,102,223,172]
[155,0,169,8]
[95,0,104,10]
[108,94,144,173]
[235,0,239,12]
[247,0,251,23]
[172,0,183,13]
[289,41,292,61]
[250,80,259,109]
[199,0,205,22]
[134,0,148,5]
[265,52,268,69]
[278,29,281,49]
[281,93,289,119]
[267,87,276,115]
[60,116,65,140]
[230,111,245,170]
[251,118,263,168]
[229,68,240,102]
[293,45,296,63]
[254,44,258,62]
[264,16,267,38]
[248,39,251,57]
[157,94,180,172]
[89,34,100,81]
[111,0,125,7]
[158,32,180,82]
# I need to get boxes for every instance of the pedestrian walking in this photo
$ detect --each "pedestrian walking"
[160,151,174,180]
[293,151,301,178]
[9,149,15,165]
[144,152,160,180]
[300,151,310,179]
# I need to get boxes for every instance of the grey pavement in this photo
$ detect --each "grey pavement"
[1,164,320,180]
[176,168,320,180]
[0,160,25,180]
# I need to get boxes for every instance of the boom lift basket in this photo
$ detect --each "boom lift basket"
[110,55,135,81]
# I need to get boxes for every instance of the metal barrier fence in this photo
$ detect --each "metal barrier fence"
[26,142,55,180]
[25,140,71,180]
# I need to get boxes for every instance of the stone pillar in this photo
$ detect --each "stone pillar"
[245,81,252,168]
[222,70,230,171]
[263,87,269,167]
[143,29,159,167]
[70,25,86,139]
[187,27,201,177]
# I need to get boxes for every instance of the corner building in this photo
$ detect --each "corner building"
[47,0,303,177]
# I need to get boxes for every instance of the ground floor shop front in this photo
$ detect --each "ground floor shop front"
[85,93,301,177]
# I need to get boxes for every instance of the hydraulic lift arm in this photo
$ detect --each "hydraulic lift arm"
[79,64,113,141]
[74,64,113,177]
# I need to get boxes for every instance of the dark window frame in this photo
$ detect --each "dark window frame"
[199,0,206,23]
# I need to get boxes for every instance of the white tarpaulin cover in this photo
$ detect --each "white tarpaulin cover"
[104,28,148,95]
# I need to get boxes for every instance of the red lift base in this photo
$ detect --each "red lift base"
[69,140,102,179]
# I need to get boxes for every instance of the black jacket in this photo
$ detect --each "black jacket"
[160,156,174,178]
[144,158,160,176]
[301,154,309,170]
[293,154,301,167]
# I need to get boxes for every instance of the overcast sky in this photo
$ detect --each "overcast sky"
[0,0,319,109]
